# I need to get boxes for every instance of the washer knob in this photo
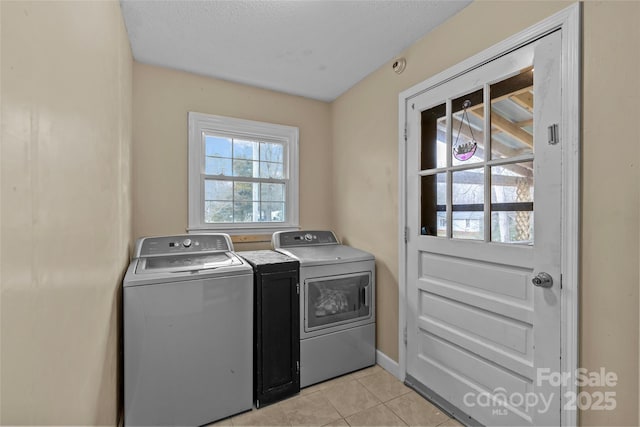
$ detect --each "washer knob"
[183,238,192,248]
[304,233,313,241]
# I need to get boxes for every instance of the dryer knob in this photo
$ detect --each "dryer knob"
[183,238,192,248]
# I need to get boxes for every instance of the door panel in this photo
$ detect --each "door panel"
[405,31,561,426]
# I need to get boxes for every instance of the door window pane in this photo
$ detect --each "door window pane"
[452,168,484,240]
[452,89,484,166]
[490,67,534,159]
[491,162,534,243]
[421,173,446,237]
[421,103,447,170]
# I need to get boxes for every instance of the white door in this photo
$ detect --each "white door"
[405,31,561,426]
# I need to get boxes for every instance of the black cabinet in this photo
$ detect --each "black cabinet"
[239,250,300,407]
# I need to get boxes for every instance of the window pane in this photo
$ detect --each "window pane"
[205,135,232,157]
[234,182,258,201]
[260,142,283,163]
[421,173,446,237]
[233,159,257,177]
[205,180,232,201]
[205,157,232,175]
[234,202,258,222]
[452,168,484,240]
[491,212,534,244]
[491,162,534,243]
[261,202,285,222]
[233,139,257,160]
[259,162,284,179]
[452,211,484,240]
[452,89,484,166]
[490,67,534,159]
[205,201,233,223]
[261,183,285,202]
[421,103,447,170]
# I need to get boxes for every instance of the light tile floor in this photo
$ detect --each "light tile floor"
[210,365,464,426]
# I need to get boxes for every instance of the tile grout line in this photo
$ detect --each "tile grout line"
[383,400,413,427]
[230,366,405,427]
[355,374,414,404]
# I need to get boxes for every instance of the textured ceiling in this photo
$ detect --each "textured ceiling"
[120,0,471,102]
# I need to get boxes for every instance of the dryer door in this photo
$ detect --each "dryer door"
[305,272,372,332]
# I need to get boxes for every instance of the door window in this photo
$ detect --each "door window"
[420,67,535,244]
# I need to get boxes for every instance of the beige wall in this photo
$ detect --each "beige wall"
[2,1,638,425]
[332,1,639,425]
[132,63,333,250]
[581,2,640,426]
[332,0,572,364]
[1,1,132,425]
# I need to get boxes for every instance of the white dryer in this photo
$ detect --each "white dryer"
[273,230,376,387]
[123,234,253,427]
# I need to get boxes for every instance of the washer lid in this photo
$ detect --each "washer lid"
[135,251,242,274]
[276,245,373,266]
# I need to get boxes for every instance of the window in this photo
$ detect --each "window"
[188,112,299,234]
[420,66,535,244]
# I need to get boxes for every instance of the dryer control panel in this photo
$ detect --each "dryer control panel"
[273,230,338,248]
[135,234,233,257]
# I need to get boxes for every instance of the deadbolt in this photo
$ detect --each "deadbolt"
[532,272,553,288]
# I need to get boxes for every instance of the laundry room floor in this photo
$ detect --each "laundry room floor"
[209,365,463,426]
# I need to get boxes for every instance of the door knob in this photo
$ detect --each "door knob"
[532,272,553,288]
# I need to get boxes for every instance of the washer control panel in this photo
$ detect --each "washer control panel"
[274,230,338,248]
[136,234,233,257]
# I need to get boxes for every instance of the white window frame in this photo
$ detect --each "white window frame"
[188,112,299,235]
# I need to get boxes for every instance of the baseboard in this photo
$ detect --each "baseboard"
[376,349,400,379]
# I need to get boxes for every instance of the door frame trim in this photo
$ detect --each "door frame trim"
[397,4,581,426]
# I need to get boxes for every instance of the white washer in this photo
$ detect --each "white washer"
[123,234,253,427]
[273,230,376,387]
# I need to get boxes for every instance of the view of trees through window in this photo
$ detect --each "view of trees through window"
[204,135,286,223]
